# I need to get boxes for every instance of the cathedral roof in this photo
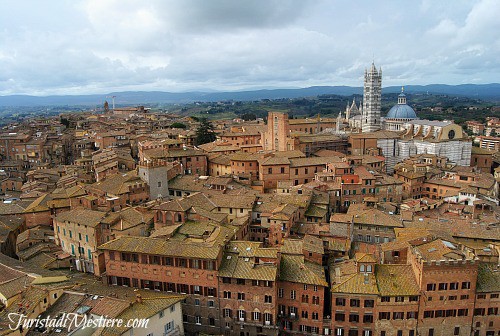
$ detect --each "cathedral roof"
[386,104,418,119]
[386,88,418,120]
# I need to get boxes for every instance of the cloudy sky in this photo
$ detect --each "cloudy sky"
[0,0,499,95]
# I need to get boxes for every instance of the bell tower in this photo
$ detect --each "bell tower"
[362,63,382,133]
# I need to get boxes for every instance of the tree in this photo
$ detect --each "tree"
[60,117,70,128]
[170,122,187,129]
[195,118,216,145]
[241,113,256,121]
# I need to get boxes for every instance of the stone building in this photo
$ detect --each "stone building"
[54,208,108,273]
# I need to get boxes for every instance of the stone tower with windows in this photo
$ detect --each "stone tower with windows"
[362,63,382,133]
[263,112,291,151]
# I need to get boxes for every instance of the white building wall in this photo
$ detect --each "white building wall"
[377,138,472,174]
[121,301,184,336]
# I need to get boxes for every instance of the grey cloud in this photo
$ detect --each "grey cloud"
[0,0,499,95]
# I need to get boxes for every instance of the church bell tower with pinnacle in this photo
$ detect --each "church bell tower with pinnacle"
[362,63,382,133]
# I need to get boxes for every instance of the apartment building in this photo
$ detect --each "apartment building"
[218,241,279,336]
[98,221,238,335]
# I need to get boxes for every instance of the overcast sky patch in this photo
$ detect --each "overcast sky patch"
[0,0,498,95]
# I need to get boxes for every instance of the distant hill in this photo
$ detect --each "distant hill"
[1,84,499,107]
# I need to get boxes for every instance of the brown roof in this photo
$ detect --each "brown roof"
[218,242,278,281]
[55,209,108,227]
[99,222,237,259]
[376,264,420,296]
[91,296,131,318]
[279,255,327,286]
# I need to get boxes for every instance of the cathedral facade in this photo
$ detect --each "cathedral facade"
[349,63,472,173]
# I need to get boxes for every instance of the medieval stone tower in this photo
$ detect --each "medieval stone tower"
[362,63,382,133]
[263,112,290,151]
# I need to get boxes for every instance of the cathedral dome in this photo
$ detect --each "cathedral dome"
[386,104,417,119]
[386,87,418,120]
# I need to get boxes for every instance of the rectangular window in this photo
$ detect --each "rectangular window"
[426,283,436,291]
[392,312,404,320]
[278,288,284,298]
[378,312,390,320]
[450,282,459,290]
[461,282,470,289]
[192,259,200,269]
[335,313,345,322]
[291,290,296,300]
[336,297,346,306]
[349,314,359,322]
[423,311,434,318]
[438,283,448,290]
[350,299,360,307]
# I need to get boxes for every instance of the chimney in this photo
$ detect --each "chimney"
[335,267,341,283]
[136,294,143,304]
